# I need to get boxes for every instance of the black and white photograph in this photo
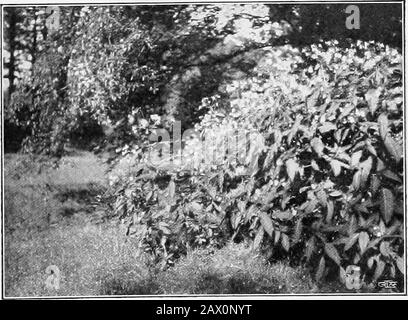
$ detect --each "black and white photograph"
[0,0,406,299]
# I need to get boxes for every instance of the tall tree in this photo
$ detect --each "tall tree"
[3,8,20,101]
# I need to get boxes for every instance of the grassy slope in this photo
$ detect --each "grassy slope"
[4,152,323,297]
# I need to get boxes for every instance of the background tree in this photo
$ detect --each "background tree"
[3,7,48,152]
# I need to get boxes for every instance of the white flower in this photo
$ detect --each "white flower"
[150,114,161,125]
[139,118,148,129]
[128,114,135,125]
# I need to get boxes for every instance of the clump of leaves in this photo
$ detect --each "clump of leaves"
[113,164,231,269]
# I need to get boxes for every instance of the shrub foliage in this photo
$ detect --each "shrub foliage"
[113,41,403,288]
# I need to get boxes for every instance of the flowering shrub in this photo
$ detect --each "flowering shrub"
[113,40,403,289]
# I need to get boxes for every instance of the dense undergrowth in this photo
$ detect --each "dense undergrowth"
[111,41,403,291]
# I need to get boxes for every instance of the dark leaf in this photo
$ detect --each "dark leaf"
[339,266,347,284]
[370,174,381,193]
[273,210,293,220]
[380,188,394,224]
[384,135,403,161]
[373,259,385,281]
[324,243,341,265]
[379,241,392,258]
[350,150,363,168]
[382,170,401,183]
[329,190,343,197]
[365,87,381,114]
[345,233,359,251]
[168,180,176,201]
[274,230,281,244]
[319,122,337,133]
[315,256,326,282]
[330,160,343,176]
[326,200,334,223]
[367,256,375,269]
[352,170,362,191]
[316,190,328,207]
[286,158,299,182]
[378,113,389,141]
[358,231,370,254]
[293,218,303,243]
[311,137,324,156]
[396,256,404,275]
[281,233,290,252]
[253,226,265,249]
[305,237,315,262]
[259,212,274,237]
[360,156,372,187]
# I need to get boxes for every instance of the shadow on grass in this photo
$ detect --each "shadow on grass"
[97,242,313,295]
[98,272,282,295]
[99,276,161,295]
[194,271,282,294]
[53,183,105,204]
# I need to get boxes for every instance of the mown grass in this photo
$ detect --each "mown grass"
[4,152,317,297]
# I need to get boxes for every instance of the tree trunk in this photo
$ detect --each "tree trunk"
[31,13,38,66]
[7,9,17,101]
